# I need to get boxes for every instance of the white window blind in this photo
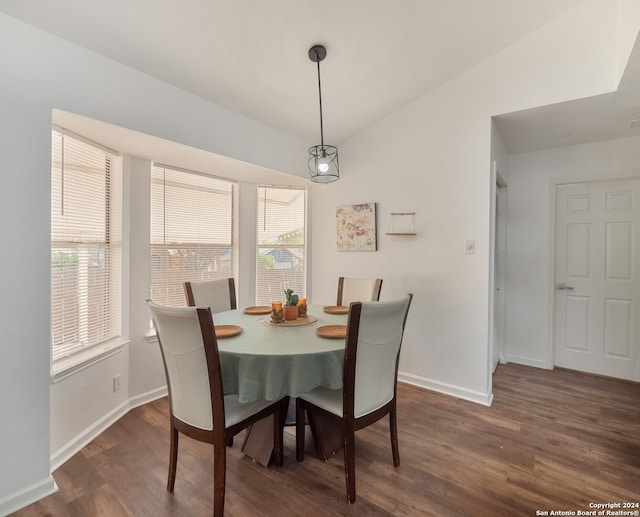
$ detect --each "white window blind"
[256,186,306,305]
[51,129,122,361]
[150,164,236,307]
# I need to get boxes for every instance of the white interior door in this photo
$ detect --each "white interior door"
[554,179,640,380]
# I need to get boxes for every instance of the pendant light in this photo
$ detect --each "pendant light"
[308,44,339,183]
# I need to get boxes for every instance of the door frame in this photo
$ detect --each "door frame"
[547,173,640,375]
[489,161,507,373]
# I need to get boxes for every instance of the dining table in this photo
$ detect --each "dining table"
[212,303,349,465]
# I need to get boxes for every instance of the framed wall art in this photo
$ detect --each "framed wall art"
[336,203,377,251]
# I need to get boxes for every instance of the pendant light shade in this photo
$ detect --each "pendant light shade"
[308,144,339,183]
[308,44,339,183]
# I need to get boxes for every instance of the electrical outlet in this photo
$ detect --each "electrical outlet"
[113,374,121,393]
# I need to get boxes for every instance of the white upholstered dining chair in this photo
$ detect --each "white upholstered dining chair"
[183,277,237,313]
[296,294,413,503]
[336,276,383,306]
[148,300,289,517]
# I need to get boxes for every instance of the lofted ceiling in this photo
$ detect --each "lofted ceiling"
[1,0,599,151]
[493,40,640,155]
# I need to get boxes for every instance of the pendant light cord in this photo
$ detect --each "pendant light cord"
[316,54,324,147]
[307,44,338,182]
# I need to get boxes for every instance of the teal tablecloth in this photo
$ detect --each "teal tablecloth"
[212,305,348,403]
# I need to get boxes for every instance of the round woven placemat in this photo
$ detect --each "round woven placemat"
[316,325,347,339]
[323,305,349,315]
[214,325,243,338]
[264,315,318,327]
[243,306,272,315]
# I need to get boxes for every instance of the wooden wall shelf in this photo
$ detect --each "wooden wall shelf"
[386,212,417,235]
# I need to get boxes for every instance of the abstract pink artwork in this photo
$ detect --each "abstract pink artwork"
[336,203,377,251]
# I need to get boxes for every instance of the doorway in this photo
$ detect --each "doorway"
[553,178,640,381]
[490,162,507,374]
[492,183,506,371]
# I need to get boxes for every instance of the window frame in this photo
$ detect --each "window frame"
[50,127,123,370]
[255,185,307,305]
[149,163,238,308]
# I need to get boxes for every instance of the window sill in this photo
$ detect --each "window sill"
[51,338,129,383]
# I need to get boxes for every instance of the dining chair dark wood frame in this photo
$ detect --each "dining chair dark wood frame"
[149,301,289,517]
[296,294,413,504]
[184,277,237,311]
[336,276,383,306]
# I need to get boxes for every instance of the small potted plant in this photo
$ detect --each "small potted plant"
[283,288,299,321]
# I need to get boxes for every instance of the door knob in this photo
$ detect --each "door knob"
[556,283,574,290]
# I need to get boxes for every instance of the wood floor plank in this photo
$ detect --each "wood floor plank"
[10,364,640,516]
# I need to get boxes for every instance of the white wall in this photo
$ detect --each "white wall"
[238,183,259,308]
[491,121,510,186]
[50,349,131,467]
[505,135,640,367]
[310,0,621,404]
[616,0,640,85]
[124,156,166,402]
[0,12,307,515]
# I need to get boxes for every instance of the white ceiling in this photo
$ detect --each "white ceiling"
[52,109,314,186]
[3,0,639,160]
[493,51,640,154]
[1,0,595,147]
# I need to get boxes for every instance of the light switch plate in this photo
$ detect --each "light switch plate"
[464,240,475,254]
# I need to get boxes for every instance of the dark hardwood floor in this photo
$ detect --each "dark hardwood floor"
[12,363,640,516]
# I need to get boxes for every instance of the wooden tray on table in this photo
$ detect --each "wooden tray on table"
[316,325,347,339]
[264,315,318,327]
[323,305,349,315]
[243,306,272,315]
[214,325,243,338]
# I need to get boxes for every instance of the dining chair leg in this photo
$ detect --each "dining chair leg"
[296,399,305,462]
[344,426,356,503]
[390,406,400,467]
[213,439,227,517]
[167,425,178,492]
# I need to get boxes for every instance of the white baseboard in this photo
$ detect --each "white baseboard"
[0,475,57,516]
[129,385,168,410]
[504,354,550,369]
[50,399,131,472]
[50,385,168,472]
[398,371,493,406]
